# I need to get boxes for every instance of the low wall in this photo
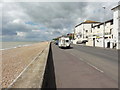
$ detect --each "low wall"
[41,43,56,89]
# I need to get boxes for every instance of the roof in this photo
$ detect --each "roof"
[83,20,100,23]
[75,20,100,28]
[93,19,113,28]
[111,4,120,10]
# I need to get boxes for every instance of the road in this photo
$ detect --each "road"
[52,44,118,88]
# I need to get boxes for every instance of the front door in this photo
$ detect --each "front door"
[107,42,110,48]
[93,38,95,47]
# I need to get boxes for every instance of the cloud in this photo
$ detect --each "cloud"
[2,2,118,41]
[16,32,26,37]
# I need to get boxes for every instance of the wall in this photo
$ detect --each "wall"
[113,6,120,49]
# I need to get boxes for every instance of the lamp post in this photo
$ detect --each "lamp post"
[103,6,106,48]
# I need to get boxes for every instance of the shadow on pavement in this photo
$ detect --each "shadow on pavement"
[41,43,56,89]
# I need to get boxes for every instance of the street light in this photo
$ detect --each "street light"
[103,6,106,48]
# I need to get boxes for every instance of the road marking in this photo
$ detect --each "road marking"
[6,49,45,89]
[86,62,104,73]
[70,52,104,73]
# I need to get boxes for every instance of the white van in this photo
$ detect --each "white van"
[58,37,71,48]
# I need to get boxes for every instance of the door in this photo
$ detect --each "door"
[107,42,110,48]
[93,38,95,47]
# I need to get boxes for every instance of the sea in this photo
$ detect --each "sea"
[0,41,39,50]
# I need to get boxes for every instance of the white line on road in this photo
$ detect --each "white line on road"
[86,62,104,73]
[70,52,104,73]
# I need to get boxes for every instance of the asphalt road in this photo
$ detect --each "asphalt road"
[52,44,118,88]
[71,44,118,82]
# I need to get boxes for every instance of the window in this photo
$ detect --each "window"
[112,35,113,38]
[110,21,113,25]
[97,25,100,28]
[91,30,92,33]
[105,37,108,39]
[119,32,120,36]
[66,40,69,42]
[91,24,93,28]
[110,29,112,34]
[80,34,82,37]
[86,30,88,33]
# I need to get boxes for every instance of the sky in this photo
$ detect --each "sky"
[1,1,119,41]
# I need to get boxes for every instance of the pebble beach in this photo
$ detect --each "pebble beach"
[1,42,49,88]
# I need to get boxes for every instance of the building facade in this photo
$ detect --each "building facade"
[74,4,120,49]
[74,20,100,44]
[90,19,114,48]
[112,4,120,49]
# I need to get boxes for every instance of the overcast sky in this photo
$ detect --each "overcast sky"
[1,2,118,41]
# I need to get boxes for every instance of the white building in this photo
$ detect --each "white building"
[74,20,100,44]
[91,19,114,48]
[112,4,120,49]
[73,4,120,49]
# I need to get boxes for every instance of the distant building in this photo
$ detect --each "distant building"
[74,20,100,44]
[67,33,74,40]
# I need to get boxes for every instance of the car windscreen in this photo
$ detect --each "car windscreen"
[66,40,69,42]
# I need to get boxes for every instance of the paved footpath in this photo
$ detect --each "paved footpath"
[52,44,118,88]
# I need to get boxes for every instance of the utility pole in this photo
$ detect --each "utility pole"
[103,6,106,48]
